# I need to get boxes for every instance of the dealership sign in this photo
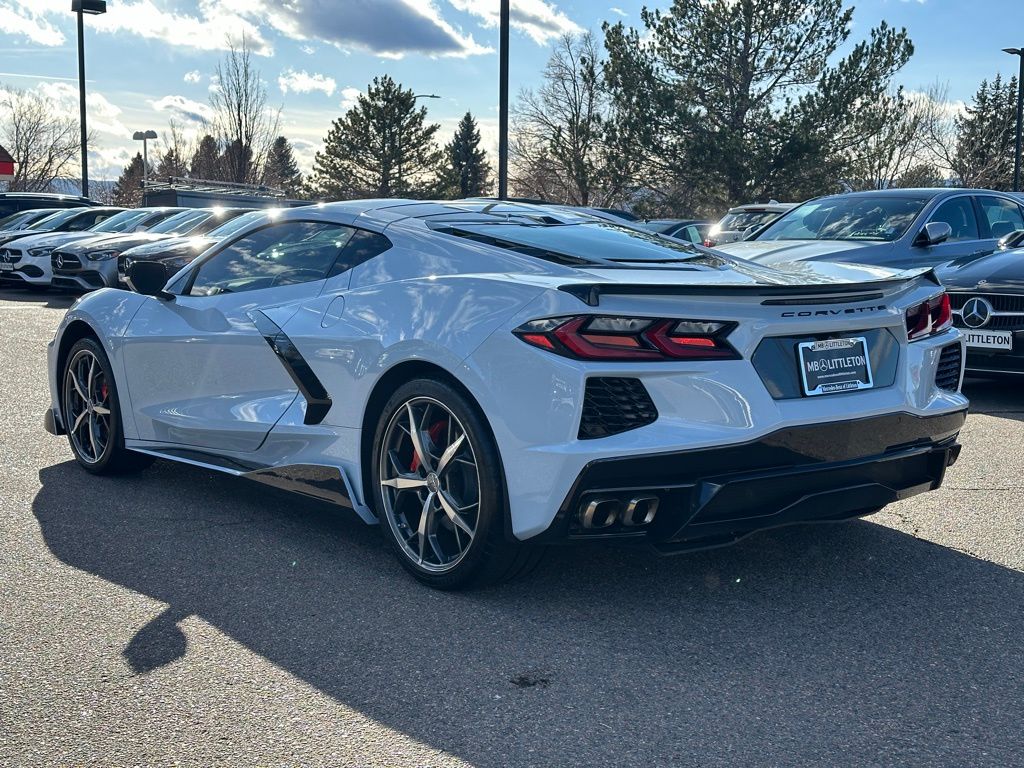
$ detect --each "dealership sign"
[0,144,14,182]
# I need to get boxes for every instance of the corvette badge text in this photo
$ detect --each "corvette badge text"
[782,305,886,317]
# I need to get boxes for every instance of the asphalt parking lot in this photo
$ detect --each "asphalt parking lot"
[1,287,1022,767]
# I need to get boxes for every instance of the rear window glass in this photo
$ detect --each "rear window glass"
[718,211,780,232]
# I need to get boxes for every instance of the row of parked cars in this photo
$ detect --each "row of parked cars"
[0,195,267,293]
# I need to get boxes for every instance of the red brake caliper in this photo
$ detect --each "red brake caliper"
[410,420,447,473]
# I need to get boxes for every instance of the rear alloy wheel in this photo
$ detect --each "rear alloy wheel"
[62,338,153,475]
[372,379,542,589]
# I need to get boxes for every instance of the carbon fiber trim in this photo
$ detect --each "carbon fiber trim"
[247,310,332,425]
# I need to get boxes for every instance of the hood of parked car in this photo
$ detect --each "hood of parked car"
[714,239,892,265]
[0,230,106,251]
[57,232,170,257]
[938,248,1024,292]
[120,235,218,261]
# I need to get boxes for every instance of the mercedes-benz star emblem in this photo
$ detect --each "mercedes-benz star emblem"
[961,297,993,328]
[55,255,64,269]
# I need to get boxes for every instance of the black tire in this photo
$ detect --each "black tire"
[370,377,543,590]
[61,337,154,475]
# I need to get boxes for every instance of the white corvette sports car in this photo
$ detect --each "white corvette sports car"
[45,200,967,588]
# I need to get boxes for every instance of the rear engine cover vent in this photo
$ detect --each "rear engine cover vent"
[579,377,658,440]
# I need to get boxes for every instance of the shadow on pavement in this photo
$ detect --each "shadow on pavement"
[33,458,1024,766]
[963,378,1024,421]
[0,286,78,310]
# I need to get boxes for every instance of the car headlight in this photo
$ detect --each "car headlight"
[28,247,53,257]
[88,250,120,261]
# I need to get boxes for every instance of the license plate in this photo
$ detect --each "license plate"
[798,337,874,396]
[0,262,12,271]
[963,329,1012,350]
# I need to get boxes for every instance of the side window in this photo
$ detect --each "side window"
[327,229,393,278]
[188,221,355,296]
[68,211,112,231]
[978,197,1024,239]
[928,197,979,241]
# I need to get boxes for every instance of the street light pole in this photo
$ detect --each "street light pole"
[397,93,440,195]
[498,0,510,200]
[1004,47,1024,193]
[133,130,158,194]
[71,0,106,198]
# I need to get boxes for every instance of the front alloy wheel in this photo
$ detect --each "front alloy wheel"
[61,337,153,475]
[64,346,113,465]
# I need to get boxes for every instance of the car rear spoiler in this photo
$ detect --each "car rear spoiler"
[558,269,941,307]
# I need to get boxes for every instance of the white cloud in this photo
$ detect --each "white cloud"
[609,7,627,17]
[340,87,363,111]
[35,81,132,139]
[92,0,272,55]
[183,70,202,84]
[278,68,337,97]
[150,94,215,126]
[449,0,582,45]
[0,1,66,46]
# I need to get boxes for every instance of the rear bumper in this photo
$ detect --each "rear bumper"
[542,410,966,552]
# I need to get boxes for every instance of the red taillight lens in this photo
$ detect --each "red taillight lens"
[906,293,952,341]
[514,316,739,361]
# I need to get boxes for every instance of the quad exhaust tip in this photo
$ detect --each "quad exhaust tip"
[578,495,660,531]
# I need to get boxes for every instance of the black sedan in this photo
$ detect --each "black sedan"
[941,238,1024,375]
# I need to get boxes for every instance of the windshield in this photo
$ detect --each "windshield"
[148,209,212,235]
[91,210,153,233]
[0,210,50,230]
[756,196,929,242]
[28,208,84,230]
[717,210,781,233]
[191,209,253,235]
[206,209,277,239]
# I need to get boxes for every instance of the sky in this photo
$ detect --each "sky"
[0,0,1022,183]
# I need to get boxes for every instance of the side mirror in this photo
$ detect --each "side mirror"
[998,229,1024,250]
[127,260,173,300]
[915,221,952,247]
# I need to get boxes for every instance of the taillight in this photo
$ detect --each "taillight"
[513,315,739,361]
[906,293,952,341]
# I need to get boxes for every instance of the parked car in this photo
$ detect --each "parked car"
[51,207,250,292]
[717,189,1024,269]
[642,219,712,243]
[0,206,126,248]
[45,198,965,589]
[0,191,96,219]
[117,209,272,286]
[705,203,796,246]
[0,208,70,234]
[0,208,178,290]
[938,239,1024,376]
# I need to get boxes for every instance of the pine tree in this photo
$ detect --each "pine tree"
[112,153,147,206]
[439,112,492,198]
[190,134,222,180]
[264,135,303,196]
[307,75,443,200]
[953,75,1019,188]
[603,0,914,209]
[155,147,187,179]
